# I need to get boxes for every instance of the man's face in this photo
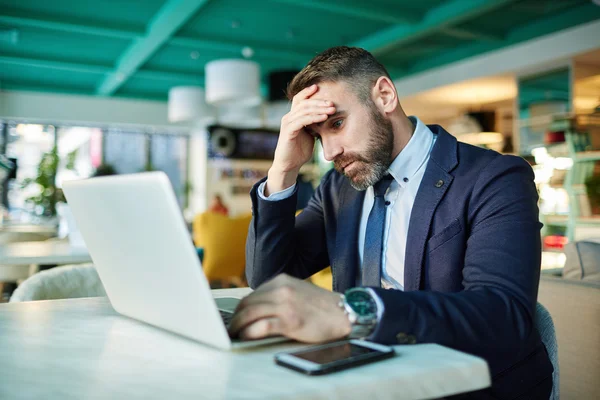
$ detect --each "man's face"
[306,81,394,191]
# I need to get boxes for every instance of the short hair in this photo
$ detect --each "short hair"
[286,46,391,104]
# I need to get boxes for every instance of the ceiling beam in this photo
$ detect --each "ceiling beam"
[351,0,519,56]
[0,10,314,64]
[168,36,313,63]
[0,29,19,44]
[0,81,93,96]
[268,0,421,24]
[0,89,176,128]
[0,12,140,40]
[96,0,210,96]
[385,67,406,79]
[0,55,204,83]
[0,80,174,102]
[439,27,503,42]
[520,87,569,96]
[136,69,204,83]
[406,2,600,76]
[0,55,109,75]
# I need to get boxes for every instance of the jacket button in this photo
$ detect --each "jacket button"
[396,332,417,344]
[396,332,408,344]
[435,180,444,188]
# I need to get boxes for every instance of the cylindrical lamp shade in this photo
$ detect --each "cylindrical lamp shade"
[205,59,261,107]
[218,104,263,128]
[448,114,482,136]
[168,86,214,124]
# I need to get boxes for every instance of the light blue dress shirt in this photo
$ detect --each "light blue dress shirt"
[258,116,436,291]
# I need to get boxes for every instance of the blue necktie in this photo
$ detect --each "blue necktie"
[362,174,394,287]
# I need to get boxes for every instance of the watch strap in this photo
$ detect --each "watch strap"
[338,292,378,339]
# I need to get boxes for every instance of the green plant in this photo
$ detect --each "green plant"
[585,174,600,214]
[143,161,154,172]
[21,146,77,217]
[182,180,193,209]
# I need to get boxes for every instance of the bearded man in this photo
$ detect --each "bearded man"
[229,46,553,400]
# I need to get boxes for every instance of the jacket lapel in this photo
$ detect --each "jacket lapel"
[333,181,365,292]
[404,126,458,291]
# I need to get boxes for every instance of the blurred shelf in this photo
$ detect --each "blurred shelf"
[545,142,569,157]
[547,183,566,189]
[542,248,565,254]
[576,216,600,225]
[571,184,586,194]
[543,215,568,226]
[526,112,600,242]
[542,215,600,226]
[574,151,600,162]
[540,267,563,276]
[518,113,572,128]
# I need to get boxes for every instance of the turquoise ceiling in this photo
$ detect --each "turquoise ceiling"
[0,0,598,100]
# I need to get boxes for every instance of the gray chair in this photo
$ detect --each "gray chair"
[9,263,105,302]
[0,231,56,300]
[535,302,559,399]
[563,240,600,282]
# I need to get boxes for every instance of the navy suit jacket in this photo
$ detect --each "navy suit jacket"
[246,126,553,399]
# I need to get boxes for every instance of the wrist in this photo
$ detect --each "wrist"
[266,167,299,196]
[335,294,353,338]
[339,288,381,339]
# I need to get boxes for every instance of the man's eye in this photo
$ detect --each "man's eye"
[332,119,343,129]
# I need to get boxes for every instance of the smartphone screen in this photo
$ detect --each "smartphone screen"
[275,340,395,375]
[293,342,380,364]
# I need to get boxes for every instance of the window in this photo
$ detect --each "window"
[5,123,56,219]
[1,121,190,220]
[150,134,189,208]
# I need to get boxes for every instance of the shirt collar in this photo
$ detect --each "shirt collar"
[387,116,435,187]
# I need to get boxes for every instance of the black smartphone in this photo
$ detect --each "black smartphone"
[274,340,395,375]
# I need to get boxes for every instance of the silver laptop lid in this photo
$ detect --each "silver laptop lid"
[63,172,232,350]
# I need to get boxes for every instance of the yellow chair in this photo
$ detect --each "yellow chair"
[192,212,252,287]
[192,208,332,290]
[309,267,333,291]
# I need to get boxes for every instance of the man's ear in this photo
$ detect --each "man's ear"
[372,76,398,114]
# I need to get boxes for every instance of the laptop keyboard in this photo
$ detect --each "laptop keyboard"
[220,309,234,327]
[220,310,286,344]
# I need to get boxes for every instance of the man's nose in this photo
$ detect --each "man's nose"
[321,136,343,162]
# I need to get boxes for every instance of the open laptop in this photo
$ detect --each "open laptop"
[62,171,287,350]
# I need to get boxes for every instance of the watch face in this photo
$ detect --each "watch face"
[346,289,377,317]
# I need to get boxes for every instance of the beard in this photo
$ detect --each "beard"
[333,105,394,191]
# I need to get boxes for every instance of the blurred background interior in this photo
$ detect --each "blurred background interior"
[0,1,599,398]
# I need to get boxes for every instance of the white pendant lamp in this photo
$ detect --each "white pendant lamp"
[448,114,483,136]
[218,104,263,128]
[168,86,215,125]
[205,59,261,107]
[449,113,503,149]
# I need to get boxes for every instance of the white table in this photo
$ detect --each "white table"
[0,289,490,399]
[0,223,57,235]
[0,240,92,266]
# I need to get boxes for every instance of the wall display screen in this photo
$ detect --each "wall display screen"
[208,125,279,160]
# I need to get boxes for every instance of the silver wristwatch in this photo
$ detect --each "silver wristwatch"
[339,287,381,339]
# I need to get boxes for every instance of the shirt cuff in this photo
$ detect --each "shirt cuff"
[365,287,386,341]
[257,181,297,201]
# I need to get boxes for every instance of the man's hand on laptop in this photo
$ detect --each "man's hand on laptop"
[228,274,351,343]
